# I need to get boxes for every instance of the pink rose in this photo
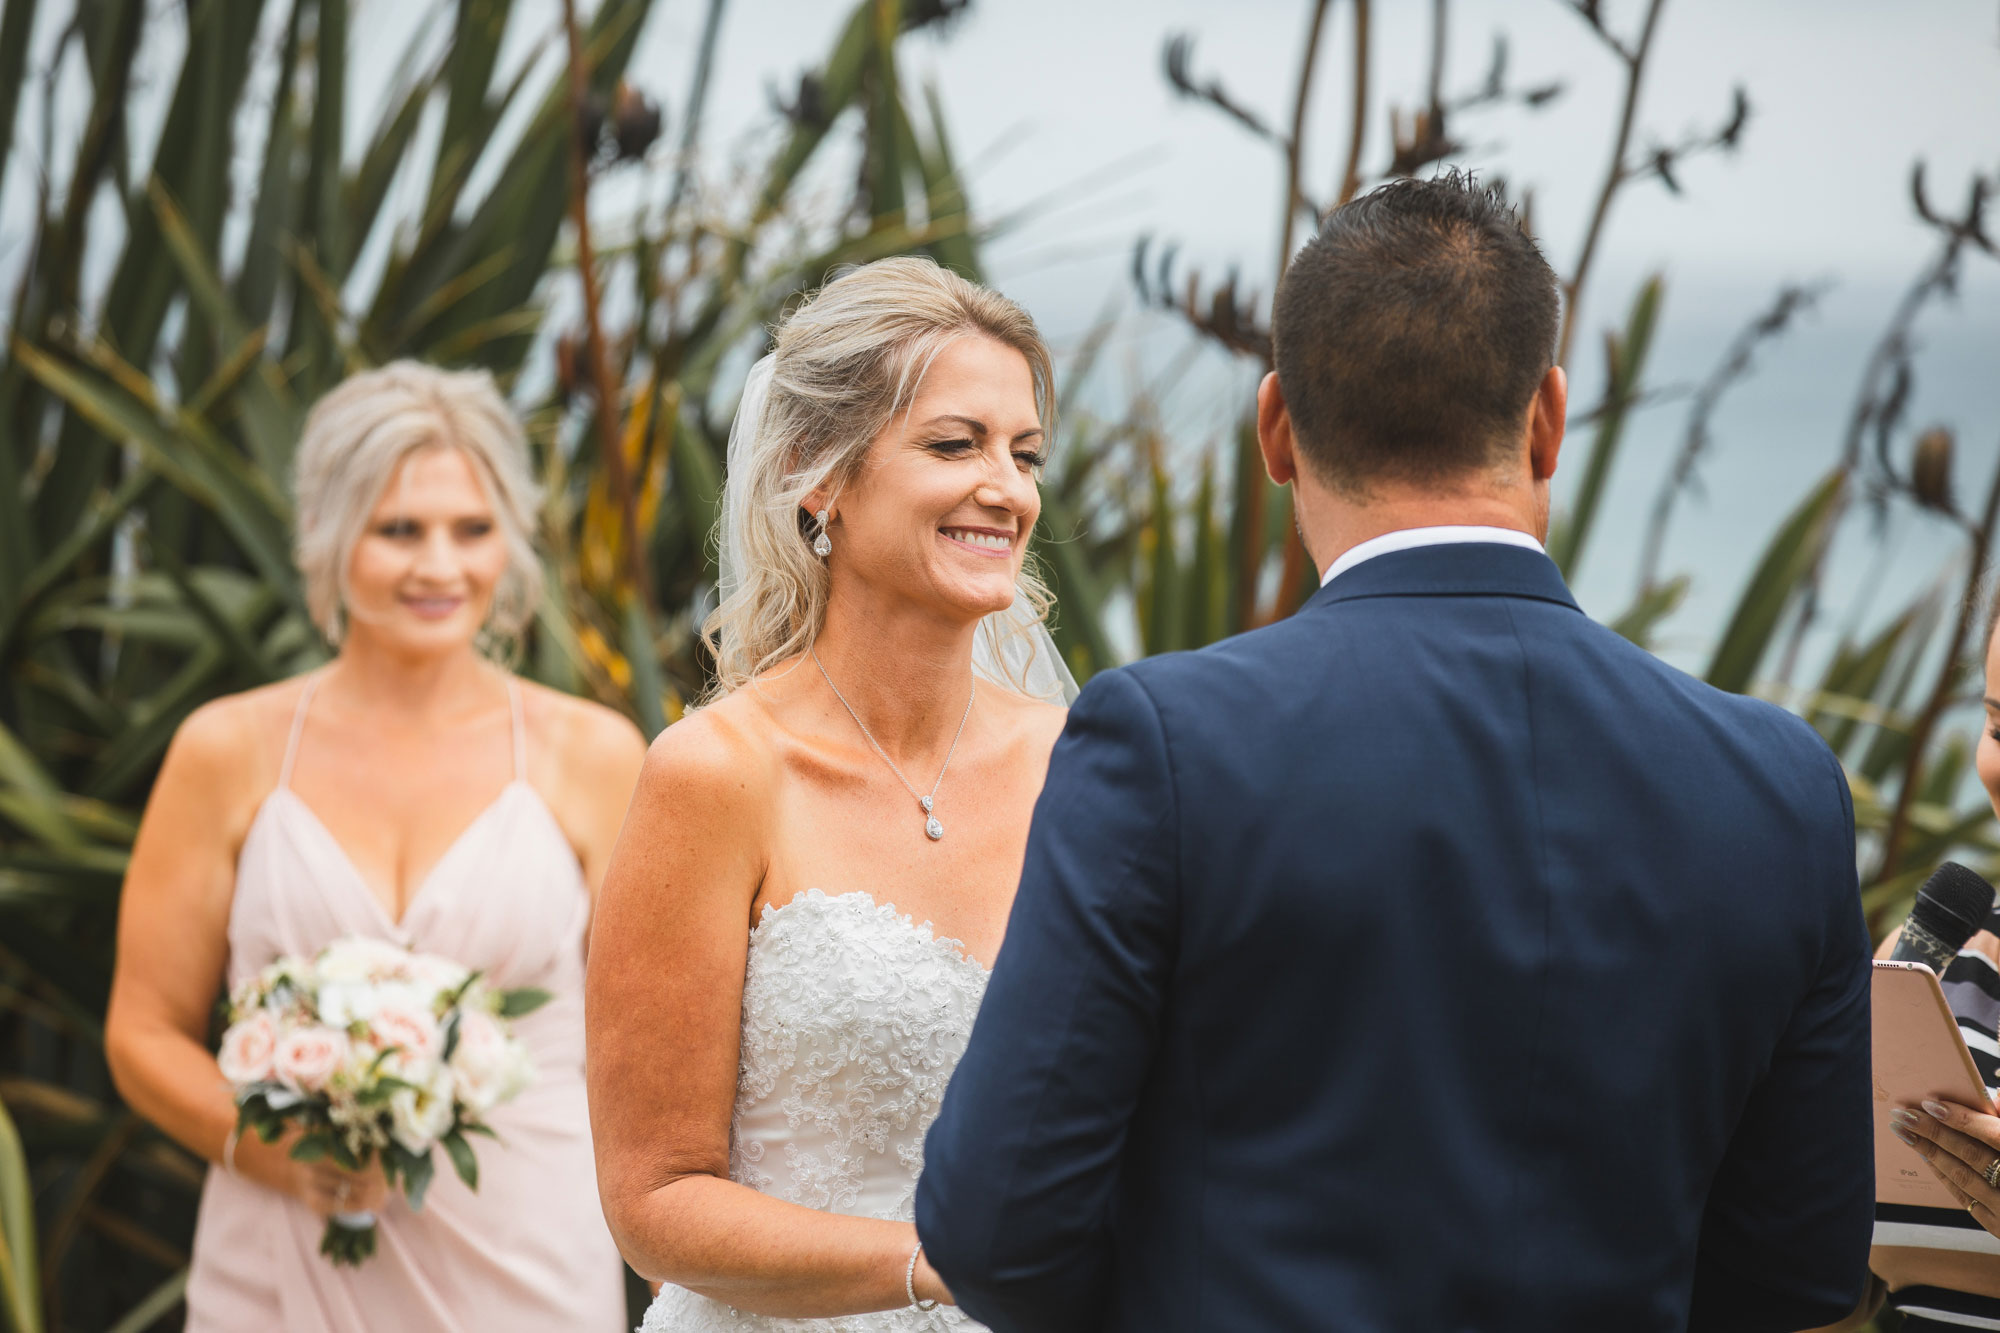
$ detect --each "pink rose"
[369,1004,441,1068]
[273,1026,350,1094]
[217,1011,279,1086]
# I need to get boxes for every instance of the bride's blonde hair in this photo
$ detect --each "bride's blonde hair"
[703,257,1056,698]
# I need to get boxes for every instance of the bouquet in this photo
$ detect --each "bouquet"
[216,935,549,1265]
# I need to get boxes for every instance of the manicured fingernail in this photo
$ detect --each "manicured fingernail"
[1893,1108,1922,1130]
[1893,1124,1920,1147]
[1925,1101,1952,1121]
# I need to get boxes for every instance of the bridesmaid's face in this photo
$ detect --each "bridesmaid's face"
[344,446,509,656]
[826,336,1044,623]
[1979,622,2000,817]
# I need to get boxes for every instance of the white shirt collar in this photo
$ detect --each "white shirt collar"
[1319,525,1547,588]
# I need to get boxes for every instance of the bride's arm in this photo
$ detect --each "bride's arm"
[585,710,947,1316]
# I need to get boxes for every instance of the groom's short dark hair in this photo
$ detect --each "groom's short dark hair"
[1272,170,1559,493]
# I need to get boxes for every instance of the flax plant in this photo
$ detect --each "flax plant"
[0,0,984,1323]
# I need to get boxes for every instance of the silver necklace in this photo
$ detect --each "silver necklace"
[811,647,975,842]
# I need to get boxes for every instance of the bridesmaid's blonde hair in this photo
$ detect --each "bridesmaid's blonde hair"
[703,257,1056,698]
[293,361,543,653]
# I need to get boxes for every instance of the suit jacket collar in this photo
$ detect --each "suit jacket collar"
[1303,541,1582,614]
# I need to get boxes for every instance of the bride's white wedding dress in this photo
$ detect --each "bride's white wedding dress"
[641,889,991,1333]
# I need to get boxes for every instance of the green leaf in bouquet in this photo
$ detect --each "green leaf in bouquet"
[440,1010,462,1064]
[442,1129,478,1191]
[289,1131,334,1163]
[379,1140,414,1192]
[237,1089,293,1143]
[355,1074,420,1108]
[497,987,553,1019]
[456,1120,498,1140]
[327,1134,362,1172]
[364,1045,401,1080]
[249,1109,290,1144]
[401,1145,436,1212]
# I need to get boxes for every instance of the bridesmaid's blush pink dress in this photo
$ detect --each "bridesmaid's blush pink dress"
[183,676,626,1331]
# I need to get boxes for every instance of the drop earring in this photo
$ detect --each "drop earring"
[812,509,833,558]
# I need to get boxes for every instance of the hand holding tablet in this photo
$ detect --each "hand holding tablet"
[1875,960,1999,1216]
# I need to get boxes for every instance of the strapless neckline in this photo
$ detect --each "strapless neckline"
[755,888,993,976]
[646,885,991,1331]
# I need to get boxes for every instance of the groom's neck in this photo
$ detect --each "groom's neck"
[1296,469,1550,580]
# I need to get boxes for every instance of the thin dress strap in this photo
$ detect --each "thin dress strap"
[277,675,320,791]
[507,678,525,782]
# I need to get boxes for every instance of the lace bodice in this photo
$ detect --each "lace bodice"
[642,890,990,1333]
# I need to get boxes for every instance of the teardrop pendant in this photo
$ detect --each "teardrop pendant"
[812,531,832,557]
[925,815,945,841]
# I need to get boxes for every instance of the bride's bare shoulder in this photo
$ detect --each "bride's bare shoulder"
[633,686,783,817]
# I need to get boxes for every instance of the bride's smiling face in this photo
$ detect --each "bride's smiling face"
[816,336,1045,623]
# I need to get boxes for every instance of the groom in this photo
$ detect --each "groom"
[916,172,1873,1331]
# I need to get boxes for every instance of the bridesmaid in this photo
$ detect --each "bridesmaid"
[104,361,645,1330]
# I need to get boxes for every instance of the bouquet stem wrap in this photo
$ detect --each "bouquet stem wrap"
[323,1211,380,1266]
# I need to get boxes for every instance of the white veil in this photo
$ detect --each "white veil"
[719,354,1078,707]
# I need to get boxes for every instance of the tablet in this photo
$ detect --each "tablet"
[1874,959,1996,1207]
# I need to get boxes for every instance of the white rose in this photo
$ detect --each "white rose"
[216,1011,279,1086]
[449,1011,533,1113]
[316,980,378,1030]
[387,1067,457,1154]
[368,981,431,1019]
[405,952,470,997]
[318,936,413,985]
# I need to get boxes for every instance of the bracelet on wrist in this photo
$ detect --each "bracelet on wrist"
[905,1241,939,1311]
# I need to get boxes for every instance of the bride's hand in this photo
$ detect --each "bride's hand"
[1893,1098,2000,1237]
[912,1249,956,1308]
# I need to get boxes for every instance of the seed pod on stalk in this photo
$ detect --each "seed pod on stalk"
[611,82,664,164]
[1912,426,1956,514]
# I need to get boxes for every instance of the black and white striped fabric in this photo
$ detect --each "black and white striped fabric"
[1883,919,2000,1329]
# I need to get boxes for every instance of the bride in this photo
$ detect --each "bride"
[587,256,1074,1330]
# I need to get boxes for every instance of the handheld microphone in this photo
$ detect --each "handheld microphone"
[1892,861,1998,975]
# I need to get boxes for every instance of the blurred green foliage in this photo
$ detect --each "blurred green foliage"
[0,0,1993,1327]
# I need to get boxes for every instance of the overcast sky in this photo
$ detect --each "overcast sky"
[637,0,2000,335]
[6,0,1997,665]
[642,0,1999,658]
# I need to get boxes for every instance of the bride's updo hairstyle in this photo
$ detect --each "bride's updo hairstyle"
[704,257,1057,697]
[294,360,544,652]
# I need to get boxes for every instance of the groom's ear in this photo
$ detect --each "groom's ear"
[1257,372,1300,487]
[1527,365,1566,483]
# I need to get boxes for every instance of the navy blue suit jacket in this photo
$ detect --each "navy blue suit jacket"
[916,543,1872,1332]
